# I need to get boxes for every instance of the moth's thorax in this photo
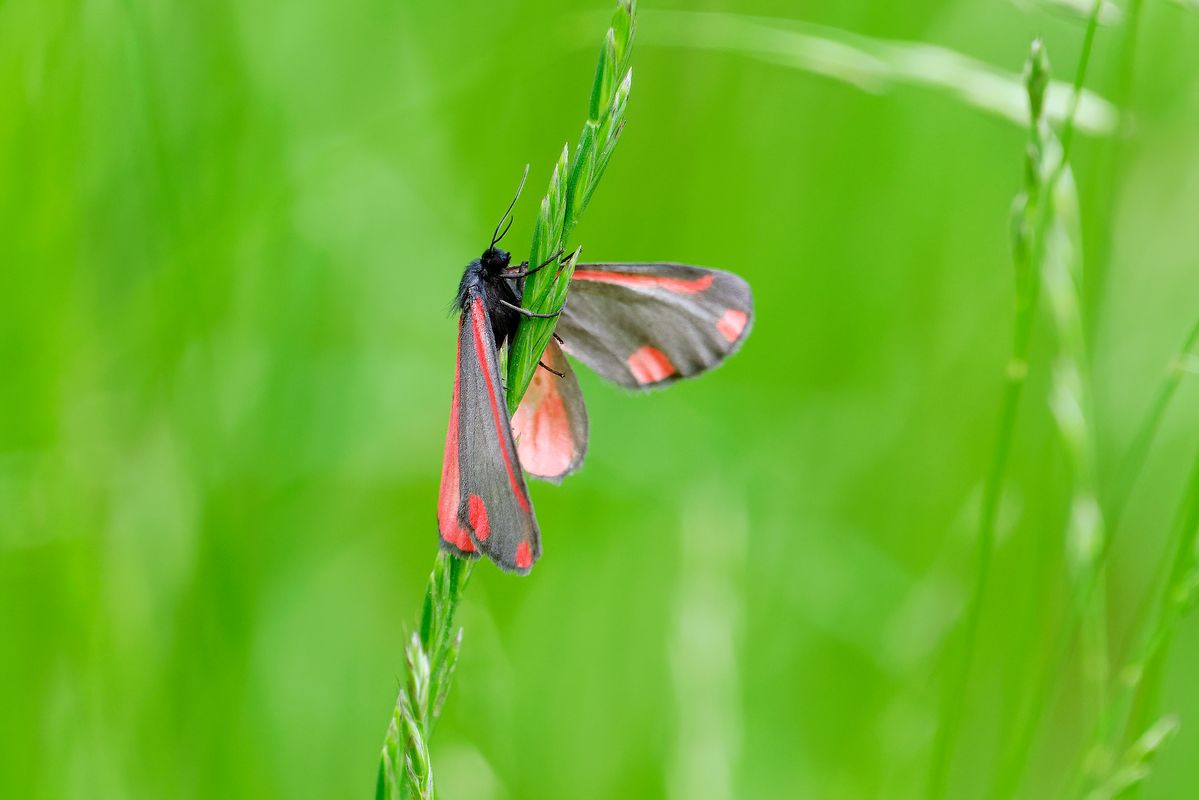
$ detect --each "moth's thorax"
[455,250,521,350]
[457,247,512,300]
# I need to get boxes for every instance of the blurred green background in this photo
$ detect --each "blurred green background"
[4,0,1199,797]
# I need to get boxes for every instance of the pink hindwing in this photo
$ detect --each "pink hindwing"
[512,339,589,482]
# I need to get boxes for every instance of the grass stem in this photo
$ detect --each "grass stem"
[377,3,638,796]
[997,311,1199,797]
[926,5,1104,793]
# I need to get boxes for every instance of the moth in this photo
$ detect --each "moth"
[438,178,753,574]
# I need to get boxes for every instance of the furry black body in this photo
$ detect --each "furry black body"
[454,246,524,350]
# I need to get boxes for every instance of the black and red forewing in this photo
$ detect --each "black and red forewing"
[554,262,754,389]
[512,339,589,483]
[437,288,541,573]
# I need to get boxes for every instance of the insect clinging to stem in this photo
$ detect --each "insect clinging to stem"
[438,168,754,574]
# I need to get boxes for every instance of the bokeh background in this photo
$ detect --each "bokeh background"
[4,0,1199,797]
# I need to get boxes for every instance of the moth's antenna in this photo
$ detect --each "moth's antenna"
[491,164,529,249]
[494,214,515,248]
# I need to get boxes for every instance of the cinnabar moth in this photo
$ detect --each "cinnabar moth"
[437,182,753,574]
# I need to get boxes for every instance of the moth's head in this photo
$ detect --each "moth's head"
[480,246,511,273]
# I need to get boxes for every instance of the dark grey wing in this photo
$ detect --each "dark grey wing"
[512,339,589,483]
[437,289,541,573]
[555,263,754,389]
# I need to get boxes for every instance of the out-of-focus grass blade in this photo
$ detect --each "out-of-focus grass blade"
[1040,154,1106,581]
[1013,0,1123,25]
[1086,715,1180,800]
[641,10,1117,136]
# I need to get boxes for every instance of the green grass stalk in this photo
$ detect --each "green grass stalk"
[377,553,470,800]
[995,19,1199,769]
[1094,435,1199,795]
[1124,439,1199,715]
[925,41,1052,800]
[1082,0,1145,340]
[926,4,1104,793]
[506,1,637,411]
[1108,317,1199,524]
[1061,432,1199,798]
[376,3,637,797]
[997,313,1199,797]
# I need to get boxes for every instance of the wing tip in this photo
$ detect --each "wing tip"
[724,303,755,352]
[523,444,587,483]
[438,533,481,560]
[474,538,541,575]
[525,460,584,484]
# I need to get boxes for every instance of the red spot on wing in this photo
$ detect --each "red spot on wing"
[512,371,576,477]
[573,269,715,295]
[467,495,490,541]
[716,309,749,343]
[450,526,474,552]
[627,346,677,385]
[438,328,476,553]
[470,297,531,513]
[515,541,533,570]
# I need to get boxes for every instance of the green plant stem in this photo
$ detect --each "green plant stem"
[1061,434,1199,798]
[926,7,1103,795]
[927,119,1043,800]
[378,552,472,800]
[925,258,1039,800]
[996,312,1199,798]
[1054,6,1102,161]
[1109,316,1199,524]
[378,3,637,797]
[1083,0,1145,342]
[506,0,636,410]
[1118,440,1199,743]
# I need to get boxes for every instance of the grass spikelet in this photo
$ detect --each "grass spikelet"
[505,0,636,410]
[377,2,637,795]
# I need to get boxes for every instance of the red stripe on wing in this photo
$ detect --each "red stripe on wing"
[467,494,491,541]
[438,331,476,553]
[572,269,715,295]
[627,345,677,385]
[515,541,533,570]
[469,297,531,513]
[716,309,749,343]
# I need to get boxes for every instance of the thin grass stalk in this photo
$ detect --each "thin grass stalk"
[1060,438,1199,798]
[1108,441,1199,782]
[1036,151,1107,723]
[926,3,1104,792]
[640,10,1117,137]
[506,0,636,410]
[1085,714,1180,800]
[377,3,637,796]
[1040,154,1114,766]
[377,553,470,800]
[1108,317,1199,525]
[925,41,1051,800]
[997,313,1199,797]
[1082,0,1145,343]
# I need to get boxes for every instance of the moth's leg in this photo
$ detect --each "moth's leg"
[497,298,563,319]
[537,360,565,378]
[501,248,565,279]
